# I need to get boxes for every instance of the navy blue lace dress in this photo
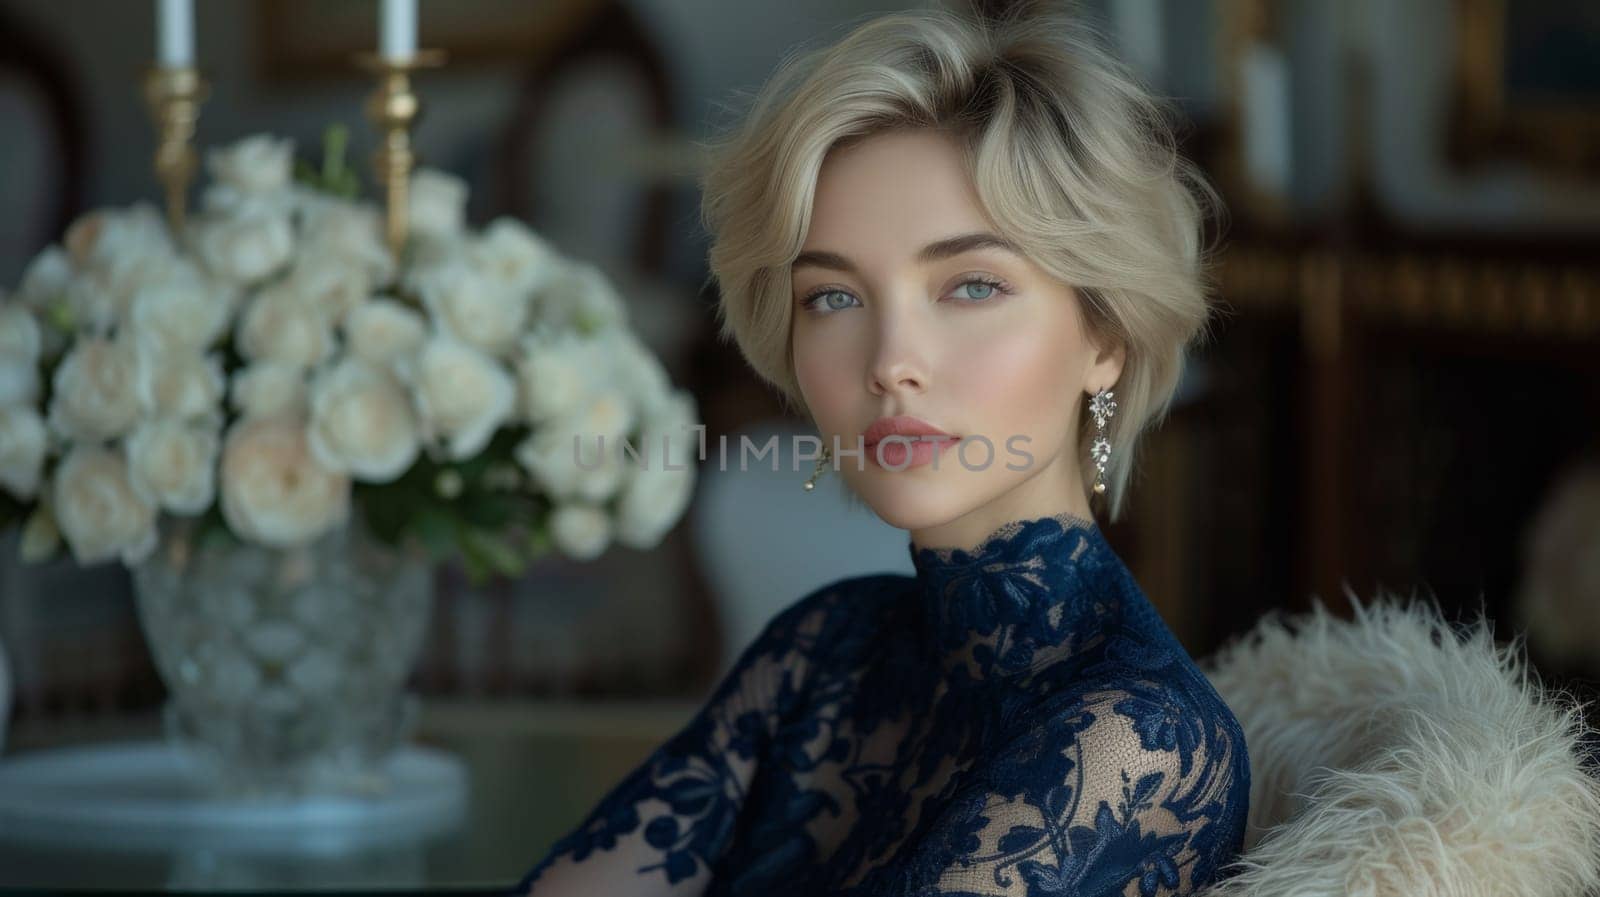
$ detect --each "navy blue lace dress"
[511,512,1251,896]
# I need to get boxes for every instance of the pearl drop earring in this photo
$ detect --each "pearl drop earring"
[803,444,832,492]
[1089,387,1116,495]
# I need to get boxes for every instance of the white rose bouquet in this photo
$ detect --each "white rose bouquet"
[0,128,699,581]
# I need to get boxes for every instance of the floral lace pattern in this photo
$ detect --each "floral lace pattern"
[512,513,1250,896]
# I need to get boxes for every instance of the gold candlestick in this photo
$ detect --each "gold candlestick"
[355,49,446,262]
[142,66,209,234]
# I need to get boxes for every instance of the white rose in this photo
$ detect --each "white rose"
[515,329,597,423]
[641,388,700,462]
[405,232,465,275]
[515,393,635,503]
[127,263,235,350]
[614,462,695,550]
[516,430,629,503]
[410,227,472,269]
[472,217,562,296]
[220,415,350,548]
[64,204,173,274]
[126,418,220,514]
[601,328,673,408]
[0,405,48,499]
[64,225,183,332]
[231,362,308,419]
[52,445,158,566]
[307,359,419,483]
[16,246,72,312]
[283,251,373,325]
[48,336,140,442]
[401,336,515,461]
[0,305,41,362]
[613,390,698,546]
[0,356,39,407]
[578,440,630,503]
[60,273,120,335]
[295,192,394,285]
[549,503,612,562]
[344,298,425,366]
[598,389,701,494]
[236,285,334,368]
[204,134,294,210]
[573,388,636,446]
[135,340,225,420]
[409,168,467,238]
[196,210,294,285]
[531,258,628,333]
[412,260,529,357]
[12,251,76,361]
[514,429,579,500]
[46,268,112,335]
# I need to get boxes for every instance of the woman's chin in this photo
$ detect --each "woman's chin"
[847,473,984,533]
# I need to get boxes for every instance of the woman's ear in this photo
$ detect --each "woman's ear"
[1084,331,1127,394]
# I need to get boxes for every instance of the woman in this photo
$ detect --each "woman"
[513,6,1250,895]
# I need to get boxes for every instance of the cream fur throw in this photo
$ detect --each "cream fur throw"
[1198,594,1600,897]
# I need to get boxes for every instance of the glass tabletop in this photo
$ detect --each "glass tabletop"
[0,697,697,894]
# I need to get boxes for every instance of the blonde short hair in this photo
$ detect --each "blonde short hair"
[697,4,1222,522]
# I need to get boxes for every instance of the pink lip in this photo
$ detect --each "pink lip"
[861,414,956,448]
[869,437,959,469]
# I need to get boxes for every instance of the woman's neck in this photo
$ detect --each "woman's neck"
[909,457,1095,554]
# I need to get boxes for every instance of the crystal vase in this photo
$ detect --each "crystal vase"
[131,515,433,798]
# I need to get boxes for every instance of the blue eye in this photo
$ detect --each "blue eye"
[798,276,1014,315]
[950,276,1013,303]
[958,281,994,301]
[799,289,862,314]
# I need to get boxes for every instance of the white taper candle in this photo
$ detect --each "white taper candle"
[1241,42,1292,199]
[157,0,194,68]
[381,0,418,60]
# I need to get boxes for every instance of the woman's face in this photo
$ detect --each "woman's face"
[790,128,1125,551]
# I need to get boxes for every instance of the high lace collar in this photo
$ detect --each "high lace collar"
[907,512,1119,681]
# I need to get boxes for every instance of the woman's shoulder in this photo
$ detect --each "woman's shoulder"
[1098,622,1240,710]
[1025,618,1251,786]
[917,621,1251,896]
[1088,575,1250,743]
[1042,631,1250,869]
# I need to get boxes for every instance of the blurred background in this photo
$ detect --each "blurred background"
[0,0,1598,886]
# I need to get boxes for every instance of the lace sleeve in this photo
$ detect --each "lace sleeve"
[898,678,1249,897]
[510,593,833,897]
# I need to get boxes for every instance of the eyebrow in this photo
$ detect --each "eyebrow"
[790,232,1023,275]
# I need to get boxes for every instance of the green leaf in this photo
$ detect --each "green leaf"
[293,158,320,187]
[355,484,404,544]
[453,451,495,484]
[410,506,460,560]
[461,493,519,529]
[322,124,349,184]
[18,504,59,564]
[526,522,552,557]
[45,298,74,332]
[330,169,361,200]
[291,122,365,200]
[195,507,239,552]
[460,527,526,579]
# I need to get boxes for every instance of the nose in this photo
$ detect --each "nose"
[867,314,929,398]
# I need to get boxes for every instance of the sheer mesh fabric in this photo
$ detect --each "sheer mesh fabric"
[512,514,1250,896]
